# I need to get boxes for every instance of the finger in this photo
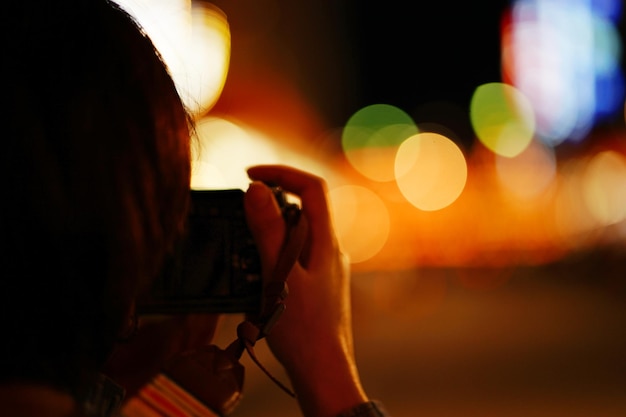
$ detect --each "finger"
[244,181,286,279]
[247,165,334,255]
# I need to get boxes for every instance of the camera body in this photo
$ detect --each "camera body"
[138,187,292,315]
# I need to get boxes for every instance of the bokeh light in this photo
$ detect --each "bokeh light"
[470,82,536,158]
[495,138,556,201]
[114,0,626,271]
[394,132,467,211]
[191,117,276,189]
[114,0,230,117]
[553,159,601,249]
[342,104,418,182]
[328,185,390,264]
[581,150,626,227]
[182,3,230,116]
[501,0,624,145]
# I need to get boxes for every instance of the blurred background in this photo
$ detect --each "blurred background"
[115,0,626,415]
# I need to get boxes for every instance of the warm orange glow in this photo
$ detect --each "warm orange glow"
[552,158,602,251]
[151,0,626,272]
[190,116,626,272]
[495,138,556,201]
[340,144,402,182]
[328,185,390,263]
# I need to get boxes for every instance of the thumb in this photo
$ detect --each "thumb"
[244,181,286,280]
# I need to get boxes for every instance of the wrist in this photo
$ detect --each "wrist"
[287,350,368,417]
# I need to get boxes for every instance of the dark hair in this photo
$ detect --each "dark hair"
[0,0,192,394]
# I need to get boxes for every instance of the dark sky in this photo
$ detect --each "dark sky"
[347,2,510,109]
[338,1,514,147]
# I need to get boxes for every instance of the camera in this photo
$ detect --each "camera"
[137,186,295,315]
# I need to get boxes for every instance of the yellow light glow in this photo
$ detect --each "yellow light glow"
[184,3,230,116]
[191,117,327,190]
[394,133,467,211]
[191,117,275,189]
[328,185,390,264]
[113,0,230,117]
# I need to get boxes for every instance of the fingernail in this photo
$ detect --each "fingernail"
[246,181,271,209]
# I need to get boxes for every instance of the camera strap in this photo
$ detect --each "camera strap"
[225,203,307,398]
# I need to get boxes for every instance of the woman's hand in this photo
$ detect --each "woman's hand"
[244,165,368,417]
